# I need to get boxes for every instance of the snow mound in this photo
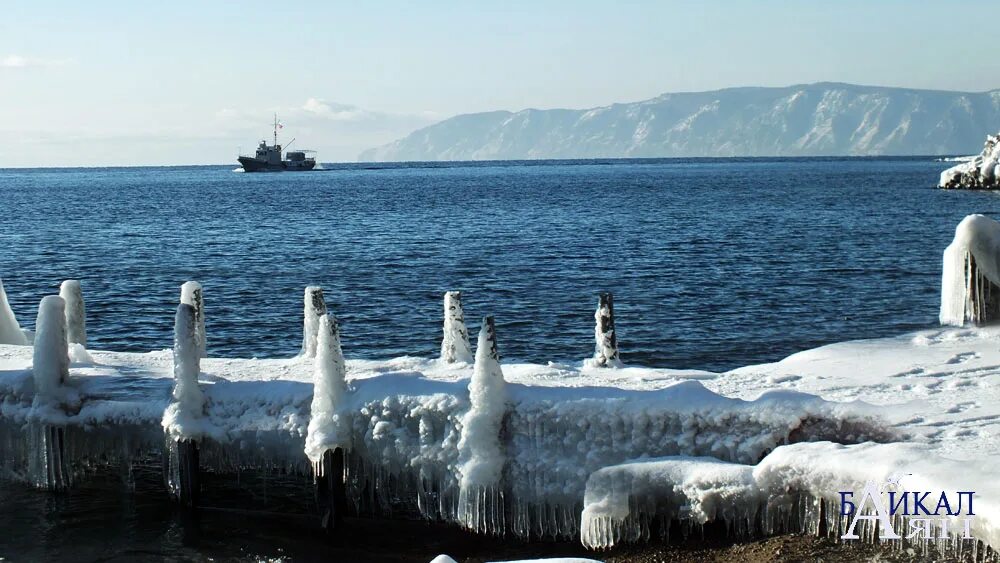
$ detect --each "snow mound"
[939,132,1000,189]
[581,441,999,554]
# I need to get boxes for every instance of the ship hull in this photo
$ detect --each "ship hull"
[238,156,317,172]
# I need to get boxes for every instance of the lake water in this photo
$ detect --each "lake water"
[1,157,997,561]
[1,158,995,371]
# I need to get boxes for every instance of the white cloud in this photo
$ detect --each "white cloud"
[1,54,71,69]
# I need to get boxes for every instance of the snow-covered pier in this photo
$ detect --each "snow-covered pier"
[1,219,1000,556]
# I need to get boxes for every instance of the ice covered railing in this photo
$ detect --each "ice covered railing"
[941,214,1000,326]
[940,132,1000,189]
[0,286,896,543]
[580,442,1000,559]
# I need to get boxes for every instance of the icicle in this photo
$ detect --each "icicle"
[940,214,1000,326]
[59,280,87,346]
[301,286,327,358]
[304,314,351,464]
[179,281,206,358]
[456,316,508,534]
[32,296,69,398]
[441,291,473,364]
[587,292,623,367]
[0,277,28,345]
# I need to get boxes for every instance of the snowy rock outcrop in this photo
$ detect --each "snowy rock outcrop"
[304,314,352,464]
[939,132,1000,189]
[456,316,508,534]
[179,281,206,358]
[940,214,1000,325]
[32,296,70,398]
[301,286,327,358]
[0,278,28,346]
[441,291,473,364]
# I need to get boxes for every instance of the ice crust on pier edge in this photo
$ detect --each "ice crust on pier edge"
[304,314,352,463]
[940,214,1000,326]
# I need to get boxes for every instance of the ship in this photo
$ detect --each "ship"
[238,114,317,172]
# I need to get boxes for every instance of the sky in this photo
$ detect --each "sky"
[1,0,998,166]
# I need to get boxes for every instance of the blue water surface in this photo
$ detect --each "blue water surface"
[1,157,996,371]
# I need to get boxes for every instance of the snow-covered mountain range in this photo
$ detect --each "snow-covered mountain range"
[359,82,1000,161]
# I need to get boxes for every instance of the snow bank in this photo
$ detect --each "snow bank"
[180,281,206,358]
[59,280,86,347]
[939,132,1000,189]
[32,296,69,398]
[304,314,352,463]
[940,214,1000,326]
[457,316,508,533]
[581,441,1000,553]
[301,286,327,358]
[441,291,473,364]
[162,304,209,442]
[0,278,28,346]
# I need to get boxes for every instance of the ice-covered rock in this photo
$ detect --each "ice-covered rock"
[32,296,70,398]
[441,291,473,364]
[162,304,206,441]
[939,132,1000,189]
[179,281,206,358]
[305,314,352,464]
[940,214,1000,325]
[301,286,327,358]
[59,280,86,346]
[0,278,28,346]
[585,292,622,368]
[456,316,508,533]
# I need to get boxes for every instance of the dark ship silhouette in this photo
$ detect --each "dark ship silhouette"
[238,114,317,172]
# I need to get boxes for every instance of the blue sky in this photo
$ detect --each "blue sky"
[1,1,997,166]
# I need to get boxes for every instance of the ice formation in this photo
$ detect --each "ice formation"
[301,286,327,358]
[586,292,622,368]
[0,278,28,346]
[580,441,1000,555]
[440,291,473,364]
[179,281,206,358]
[59,280,87,346]
[940,132,1000,189]
[456,316,508,533]
[31,296,69,398]
[940,214,1000,326]
[304,314,352,464]
[161,304,207,442]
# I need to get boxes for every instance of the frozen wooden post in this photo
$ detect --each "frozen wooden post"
[59,280,87,346]
[180,281,206,358]
[305,314,351,532]
[456,316,508,534]
[591,292,622,367]
[169,303,205,509]
[0,278,28,345]
[33,296,70,395]
[441,291,473,363]
[302,286,327,358]
[32,296,71,489]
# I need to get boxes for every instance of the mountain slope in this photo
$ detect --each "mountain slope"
[359,83,1000,161]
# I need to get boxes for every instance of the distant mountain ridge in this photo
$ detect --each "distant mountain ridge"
[359,83,1000,161]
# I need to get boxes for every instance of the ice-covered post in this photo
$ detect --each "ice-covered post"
[590,292,622,367]
[33,296,70,397]
[941,214,1000,326]
[456,316,508,534]
[180,281,206,358]
[0,278,29,345]
[305,314,351,532]
[441,291,474,364]
[165,303,206,508]
[301,286,327,358]
[59,280,87,346]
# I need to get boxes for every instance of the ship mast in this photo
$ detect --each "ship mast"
[273,113,278,148]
